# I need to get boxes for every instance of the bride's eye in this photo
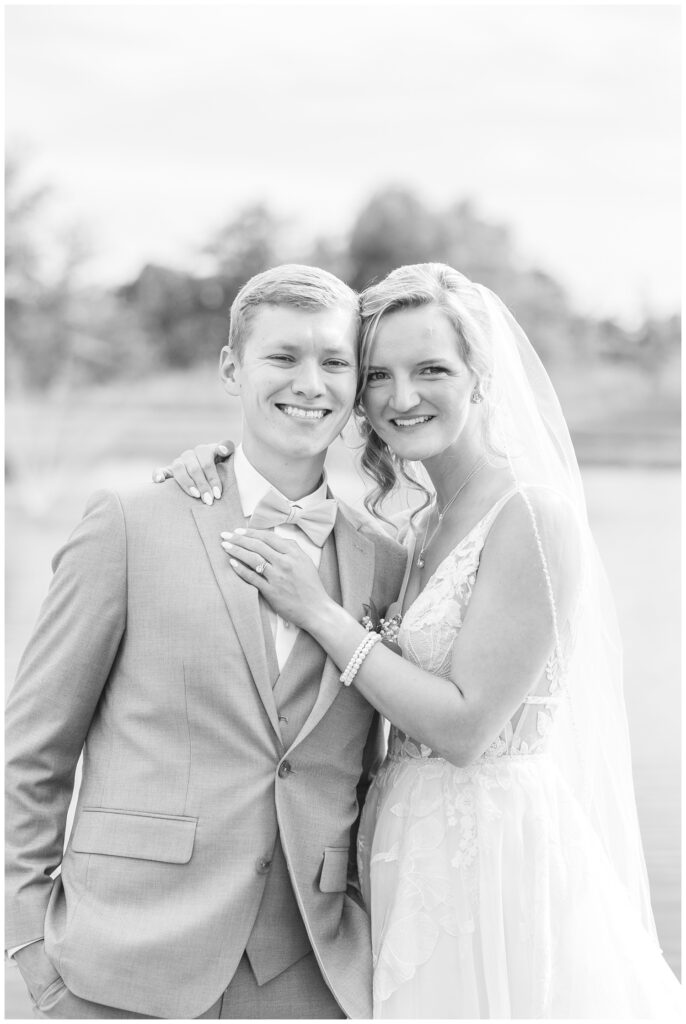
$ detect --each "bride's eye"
[420,365,450,377]
[366,369,390,383]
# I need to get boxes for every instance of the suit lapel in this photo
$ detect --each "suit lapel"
[289,506,376,751]
[191,459,281,739]
[258,598,280,686]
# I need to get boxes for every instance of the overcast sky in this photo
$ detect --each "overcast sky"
[5,2,681,324]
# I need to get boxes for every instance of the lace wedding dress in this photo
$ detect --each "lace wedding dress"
[358,489,682,1019]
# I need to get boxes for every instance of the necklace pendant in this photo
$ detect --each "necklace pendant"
[415,457,487,576]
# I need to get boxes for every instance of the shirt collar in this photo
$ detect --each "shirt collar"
[233,444,329,518]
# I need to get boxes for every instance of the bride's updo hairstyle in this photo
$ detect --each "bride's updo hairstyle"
[357,263,499,521]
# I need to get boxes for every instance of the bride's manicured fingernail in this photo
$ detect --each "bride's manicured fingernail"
[189,487,200,498]
[213,487,222,500]
[220,531,232,539]
[229,558,239,568]
[202,493,213,506]
[221,541,233,550]
[153,470,165,483]
[218,445,229,456]
[234,528,246,535]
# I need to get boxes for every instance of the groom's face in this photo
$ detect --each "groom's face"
[220,304,358,475]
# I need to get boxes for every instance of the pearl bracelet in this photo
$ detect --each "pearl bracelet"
[340,632,382,687]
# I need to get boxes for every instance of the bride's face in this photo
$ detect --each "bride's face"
[361,304,480,464]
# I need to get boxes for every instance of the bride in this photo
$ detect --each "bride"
[162,264,681,1018]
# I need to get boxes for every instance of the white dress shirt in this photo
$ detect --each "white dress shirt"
[233,445,332,671]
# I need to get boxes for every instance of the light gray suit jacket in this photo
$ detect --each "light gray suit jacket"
[5,452,406,1018]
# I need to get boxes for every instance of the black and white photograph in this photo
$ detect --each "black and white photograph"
[5,1,682,1019]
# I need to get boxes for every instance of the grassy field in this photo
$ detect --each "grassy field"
[4,369,681,1017]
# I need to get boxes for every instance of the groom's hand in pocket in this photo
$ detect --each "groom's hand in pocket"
[13,940,63,1006]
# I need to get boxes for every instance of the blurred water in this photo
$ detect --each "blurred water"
[4,462,680,1017]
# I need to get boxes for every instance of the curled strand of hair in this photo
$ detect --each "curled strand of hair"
[358,417,432,529]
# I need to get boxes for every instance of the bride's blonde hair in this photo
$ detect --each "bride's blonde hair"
[356,263,501,521]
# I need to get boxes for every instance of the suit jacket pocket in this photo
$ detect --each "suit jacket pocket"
[319,846,349,893]
[71,808,197,864]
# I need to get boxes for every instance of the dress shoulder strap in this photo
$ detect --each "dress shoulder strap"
[481,483,564,668]
[477,485,522,537]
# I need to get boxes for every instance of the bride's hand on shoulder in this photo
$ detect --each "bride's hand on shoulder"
[152,442,231,505]
[221,528,330,630]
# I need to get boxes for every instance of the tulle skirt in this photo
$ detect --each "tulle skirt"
[358,752,682,1019]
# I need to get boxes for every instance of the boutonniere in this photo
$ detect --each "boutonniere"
[361,599,403,656]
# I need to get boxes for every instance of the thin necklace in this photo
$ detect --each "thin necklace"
[416,457,488,568]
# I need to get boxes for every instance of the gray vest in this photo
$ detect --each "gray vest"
[244,534,342,985]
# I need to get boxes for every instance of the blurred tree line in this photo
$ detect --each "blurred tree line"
[6,154,153,392]
[6,158,680,393]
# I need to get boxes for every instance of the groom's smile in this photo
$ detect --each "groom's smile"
[276,402,331,421]
[220,304,358,492]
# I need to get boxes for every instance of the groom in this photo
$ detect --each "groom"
[5,265,406,1018]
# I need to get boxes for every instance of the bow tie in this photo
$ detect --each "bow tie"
[249,488,338,547]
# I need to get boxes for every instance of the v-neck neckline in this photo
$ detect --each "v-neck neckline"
[401,486,520,615]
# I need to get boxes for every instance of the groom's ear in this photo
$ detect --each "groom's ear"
[219,345,241,397]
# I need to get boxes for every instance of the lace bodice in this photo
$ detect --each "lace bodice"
[391,488,573,762]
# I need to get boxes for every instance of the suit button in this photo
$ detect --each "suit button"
[256,856,272,875]
[278,760,293,778]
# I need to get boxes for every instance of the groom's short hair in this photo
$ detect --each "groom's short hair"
[228,264,360,360]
